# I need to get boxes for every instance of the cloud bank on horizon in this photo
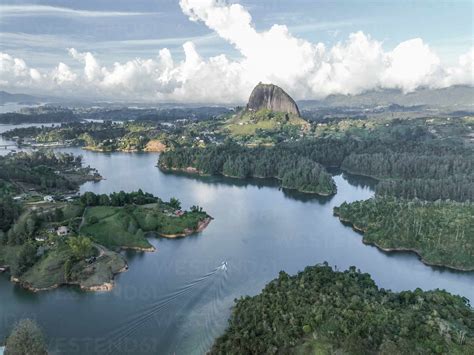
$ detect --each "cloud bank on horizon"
[1,0,473,103]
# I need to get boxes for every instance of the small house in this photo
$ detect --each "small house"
[35,236,47,242]
[56,226,70,236]
[44,195,54,202]
[175,210,185,217]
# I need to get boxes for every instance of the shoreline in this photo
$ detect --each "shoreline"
[158,216,213,238]
[333,211,474,272]
[159,165,336,196]
[120,245,156,252]
[83,141,166,153]
[10,261,129,293]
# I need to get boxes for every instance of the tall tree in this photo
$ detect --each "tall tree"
[5,319,48,355]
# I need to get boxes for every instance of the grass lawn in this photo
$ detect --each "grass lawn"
[80,204,209,247]
[81,207,152,250]
[133,206,208,235]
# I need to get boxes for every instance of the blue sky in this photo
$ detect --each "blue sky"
[1,0,472,69]
[0,0,472,102]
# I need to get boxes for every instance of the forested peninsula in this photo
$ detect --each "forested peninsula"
[211,264,474,354]
[334,197,474,271]
[158,142,337,195]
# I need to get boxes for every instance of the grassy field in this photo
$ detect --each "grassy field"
[80,207,153,250]
[132,205,208,235]
[80,204,209,248]
[224,109,308,136]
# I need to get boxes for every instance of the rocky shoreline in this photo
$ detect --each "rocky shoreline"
[10,262,129,293]
[120,245,156,252]
[9,247,130,293]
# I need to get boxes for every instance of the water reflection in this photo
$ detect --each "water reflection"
[0,133,473,355]
[162,170,335,204]
[341,171,378,190]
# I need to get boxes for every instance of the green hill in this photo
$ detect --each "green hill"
[211,264,474,354]
[224,108,309,136]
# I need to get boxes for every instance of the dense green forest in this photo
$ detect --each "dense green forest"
[0,195,22,232]
[160,132,473,200]
[0,151,95,194]
[159,142,336,195]
[376,176,474,202]
[79,189,159,207]
[334,197,474,270]
[211,264,474,354]
[283,135,472,199]
[0,110,77,124]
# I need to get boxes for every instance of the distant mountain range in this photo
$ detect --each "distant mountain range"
[0,91,43,105]
[1,86,472,111]
[298,86,474,110]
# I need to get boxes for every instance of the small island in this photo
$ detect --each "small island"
[334,197,474,271]
[211,264,474,354]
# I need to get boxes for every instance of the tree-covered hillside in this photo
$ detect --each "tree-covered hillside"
[211,265,474,354]
[159,142,336,195]
[0,151,88,193]
[334,197,474,270]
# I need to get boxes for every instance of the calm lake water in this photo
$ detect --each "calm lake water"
[0,126,473,354]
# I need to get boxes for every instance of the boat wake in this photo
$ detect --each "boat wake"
[103,262,229,354]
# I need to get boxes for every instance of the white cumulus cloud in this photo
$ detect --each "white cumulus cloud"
[51,62,77,85]
[0,53,43,87]
[0,0,472,103]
